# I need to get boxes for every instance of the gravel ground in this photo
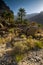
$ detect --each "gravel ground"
[18,49,43,65]
[0,49,43,65]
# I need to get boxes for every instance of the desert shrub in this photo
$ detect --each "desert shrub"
[14,42,28,54]
[7,41,28,62]
[20,34,26,39]
[26,38,43,49]
[26,38,35,49]
[40,38,43,42]
[35,41,43,49]
[9,28,14,33]
[11,41,29,62]
[26,26,38,36]
[34,33,42,40]
[0,37,6,44]
[28,36,33,39]
[15,30,19,37]
[15,54,24,62]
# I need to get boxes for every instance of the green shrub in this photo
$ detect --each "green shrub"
[9,28,14,33]
[26,38,35,49]
[15,54,24,62]
[11,41,29,62]
[28,36,33,39]
[20,34,26,39]
[14,42,29,54]
[35,41,43,48]
[40,38,43,42]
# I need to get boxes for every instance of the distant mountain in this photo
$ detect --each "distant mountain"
[25,13,38,19]
[29,12,43,24]
[15,13,38,20]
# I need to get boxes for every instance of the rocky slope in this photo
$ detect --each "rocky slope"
[0,0,11,14]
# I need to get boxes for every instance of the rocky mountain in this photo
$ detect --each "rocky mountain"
[25,13,38,19]
[0,0,12,15]
[29,12,43,24]
[0,0,14,28]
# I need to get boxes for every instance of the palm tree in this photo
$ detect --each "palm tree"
[17,8,26,23]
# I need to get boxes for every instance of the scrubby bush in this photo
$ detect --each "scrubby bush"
[35,41,43,49]
[14,42,28,54]
[0,37,6,44]
[15,54,24,62]
[40,38,43,42]
[26,38,35,49]
[28,35,33,39]
[26,38,43,49]
[9,28,14,33]
[11,41,29,62]
[20,34,26,39]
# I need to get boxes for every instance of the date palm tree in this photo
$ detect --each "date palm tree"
[18,8,26,23]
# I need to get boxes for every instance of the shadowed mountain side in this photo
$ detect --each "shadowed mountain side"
[29,12,43,24]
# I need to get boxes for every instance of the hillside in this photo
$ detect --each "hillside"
[0,0,14,27]
[0,0,12,15]
[29,12,43,24]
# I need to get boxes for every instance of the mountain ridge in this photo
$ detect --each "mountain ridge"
[29,11,43,24]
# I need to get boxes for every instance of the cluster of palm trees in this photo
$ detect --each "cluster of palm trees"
[1,8,26,24]
[1,10,14,23]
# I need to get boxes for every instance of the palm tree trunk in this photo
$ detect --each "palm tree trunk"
[21,13,22,23]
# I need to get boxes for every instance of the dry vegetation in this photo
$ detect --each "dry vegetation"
[0,1,43,64]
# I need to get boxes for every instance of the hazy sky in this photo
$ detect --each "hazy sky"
[3,0,43,15]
